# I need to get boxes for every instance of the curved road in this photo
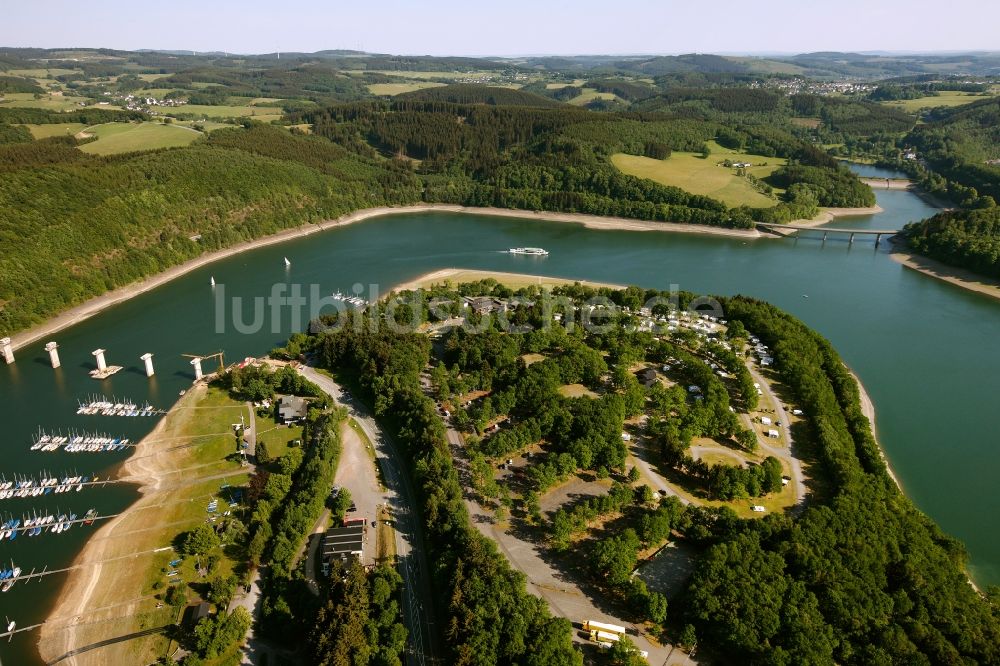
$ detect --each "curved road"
[296,365,438,666]
[744,362,807,508]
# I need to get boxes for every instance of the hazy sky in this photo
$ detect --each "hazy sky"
[3,0,998,55]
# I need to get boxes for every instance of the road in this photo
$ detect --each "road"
[744,362,807,508]
[296,365,438,666]
[243,402,257,458]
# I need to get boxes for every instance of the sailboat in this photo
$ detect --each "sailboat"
[283,257,291,267]
[210,276,216,287]
[6,617,14,633]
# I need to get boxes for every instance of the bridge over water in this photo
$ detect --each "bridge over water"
[758,223,901,246]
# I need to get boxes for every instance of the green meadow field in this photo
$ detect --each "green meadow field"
[612,141,785,208]
[368,81,447,95]
[77,122,201,155]
[20,123,87,138]
[883,91,998,112]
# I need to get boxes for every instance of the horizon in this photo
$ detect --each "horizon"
[6,47,1000,59]
[3,0,999,56]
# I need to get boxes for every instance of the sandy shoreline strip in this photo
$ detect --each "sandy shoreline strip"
[7,205,768,354]
[36,387,202,664]
[787,205,886,229]
[890,247,1000,302]
[389,268,626,294]
[848,368,902,492]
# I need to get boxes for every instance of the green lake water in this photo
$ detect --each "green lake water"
[2,168,998,663]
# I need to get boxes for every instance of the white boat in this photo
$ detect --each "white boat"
[508,247,549,256]
[283,257,291,267]
[210,276,216,287]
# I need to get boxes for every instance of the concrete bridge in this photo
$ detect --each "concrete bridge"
[758,223,900,246]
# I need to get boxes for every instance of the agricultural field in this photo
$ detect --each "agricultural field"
[368,81,447,96]
[0,93,102,111]
[21,122,86,138]
[611,140,786,208]
[78,121,202,155]
[177,104,283,121]
[545,79,586,89]
[566,88,619,106]
[882,91,998,112]
[7,67,79,78]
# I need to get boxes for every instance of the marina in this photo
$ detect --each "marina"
[331,291,370,307]
[0,475,98,499]
[29,431,132,454]
[75,396,165,417]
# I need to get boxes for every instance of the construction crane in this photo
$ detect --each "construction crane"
[181,351,225,372]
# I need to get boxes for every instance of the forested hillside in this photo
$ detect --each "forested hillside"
[0,82,885,337]
[901,207,1000,278]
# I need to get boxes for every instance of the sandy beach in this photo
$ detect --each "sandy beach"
[890,247,1000,302]
[7,205,765,354]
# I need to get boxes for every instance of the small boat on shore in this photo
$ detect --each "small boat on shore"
[508,247,549,256]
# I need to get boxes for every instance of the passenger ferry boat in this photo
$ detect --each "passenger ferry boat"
[508,247,549,256]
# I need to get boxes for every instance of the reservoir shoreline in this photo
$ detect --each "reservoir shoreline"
[7,203,883,355]
[889,245,1000,302]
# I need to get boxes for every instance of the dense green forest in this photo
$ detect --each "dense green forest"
[901,207,1000,278]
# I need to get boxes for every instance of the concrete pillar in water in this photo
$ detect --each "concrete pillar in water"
[0,337,12,365]
[92,349,107,372]
[140,353,155,377]
[191,357,204,381]
[45,342,61,369]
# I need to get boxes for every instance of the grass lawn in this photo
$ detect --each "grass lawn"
[883,91,997,112]
[611,140,786,208]
[368,81,447,96]
[21,122,86,138]
[558,383,600,399]
[790,117,821,128]
[255,414,303,463]
[79,122,201,154]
